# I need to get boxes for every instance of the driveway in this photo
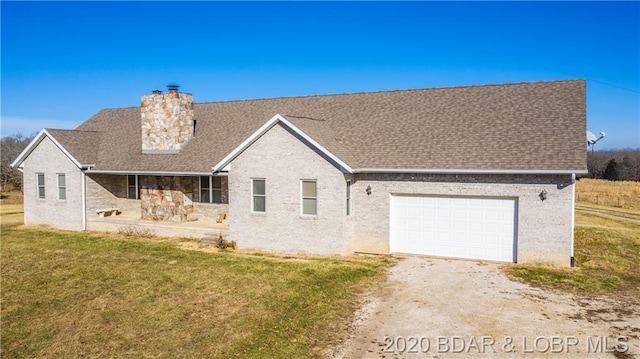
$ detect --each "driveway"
[329,257,640,358]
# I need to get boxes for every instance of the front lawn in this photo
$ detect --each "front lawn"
[1,225,389,358]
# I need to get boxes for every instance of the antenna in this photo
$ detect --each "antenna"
[586,130,606,152]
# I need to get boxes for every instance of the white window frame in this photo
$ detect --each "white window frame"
[200,176,226,204]
[199,176,212,203]
[37,173,45,199]
[57,173,66,201]
[212,176,222,204]
[301,180,317,216]
[346,180,351,216]
[251,178,266,213]
[127,175,138,200]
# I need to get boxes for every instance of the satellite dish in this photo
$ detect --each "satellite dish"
[586,131,597,145]
[586,130,605,151]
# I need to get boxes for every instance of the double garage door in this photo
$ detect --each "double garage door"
[390,195,517,262]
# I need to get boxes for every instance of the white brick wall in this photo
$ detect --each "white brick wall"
[228,123,350,255]
[350,173,574,266]
[22,136,83,230]
[228,125,574,266]
[22,128,575,267]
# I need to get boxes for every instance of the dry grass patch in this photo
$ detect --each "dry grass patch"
[576,178,640,210]
[1,227,390,358]
[0,189,24,205]
[508,178,640,294]
[506,210,640,295]
[0,203,24,228]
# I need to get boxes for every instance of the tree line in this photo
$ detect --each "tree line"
[587,149,640,181]
[1,133,35,191]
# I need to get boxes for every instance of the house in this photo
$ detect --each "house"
[11,80,587,266]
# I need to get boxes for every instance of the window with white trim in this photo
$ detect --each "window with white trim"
[127,175,138,199]
[37,173,45,199]
[252,179,266,212]
[212,176,222,203]
[346,180,351,215]
[200,176,211,203]
[301,180,317,216]
[200,176,226,204]
[57,173,66,200]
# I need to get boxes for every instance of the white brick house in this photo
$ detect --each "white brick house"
[12,80,587,266]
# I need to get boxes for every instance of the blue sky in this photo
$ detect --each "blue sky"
[1,1,638,149]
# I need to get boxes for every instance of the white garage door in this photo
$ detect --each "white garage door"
[390,195,516,262]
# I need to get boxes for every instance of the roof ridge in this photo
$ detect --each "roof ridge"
[193,78,585,105]
[90,78,585,111]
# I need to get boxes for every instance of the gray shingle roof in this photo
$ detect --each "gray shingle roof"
[45,129,101,166]
[64,79,586,173]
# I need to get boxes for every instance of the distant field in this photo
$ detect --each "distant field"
[576,178,640,210]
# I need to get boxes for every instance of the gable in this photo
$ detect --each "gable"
[11,129,93,170]
[213,114,353,173]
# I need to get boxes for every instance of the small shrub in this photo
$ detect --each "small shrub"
[117,226,156,238]
[214,233,236,250]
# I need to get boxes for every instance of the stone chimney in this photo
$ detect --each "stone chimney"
[141,85,194,153]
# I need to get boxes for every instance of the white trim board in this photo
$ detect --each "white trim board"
[211,114,354,173]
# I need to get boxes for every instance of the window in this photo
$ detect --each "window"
[200,176,226,204]
[127,175,138,199]
[200,176,211,203]
[346,180,351,215]
[37,173,45,199]
[252,179,266,212]
[301,180,317,216]
[212,176,222,203]
[57,174,66,200]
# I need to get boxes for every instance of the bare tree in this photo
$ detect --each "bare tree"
[1,133,34,191]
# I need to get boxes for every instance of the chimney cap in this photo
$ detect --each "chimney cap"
[167,84,180,92]
[151,89,163,94]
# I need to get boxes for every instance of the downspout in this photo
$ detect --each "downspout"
[570,173,576,267]
[81,170,87,231]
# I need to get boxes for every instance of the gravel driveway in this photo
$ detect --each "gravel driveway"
[330,257,640,358]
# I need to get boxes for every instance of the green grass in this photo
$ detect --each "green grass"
[1,224,390,358]
[505,210,640,295]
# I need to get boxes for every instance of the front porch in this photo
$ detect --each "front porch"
[85,173,230,239]
[87,211,229,240]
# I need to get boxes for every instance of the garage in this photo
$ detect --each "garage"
[390,195,517,262]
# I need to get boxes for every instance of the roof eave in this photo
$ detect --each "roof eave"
[10,129,46,169]
[352,168,588,175]
[84,169,218,176]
